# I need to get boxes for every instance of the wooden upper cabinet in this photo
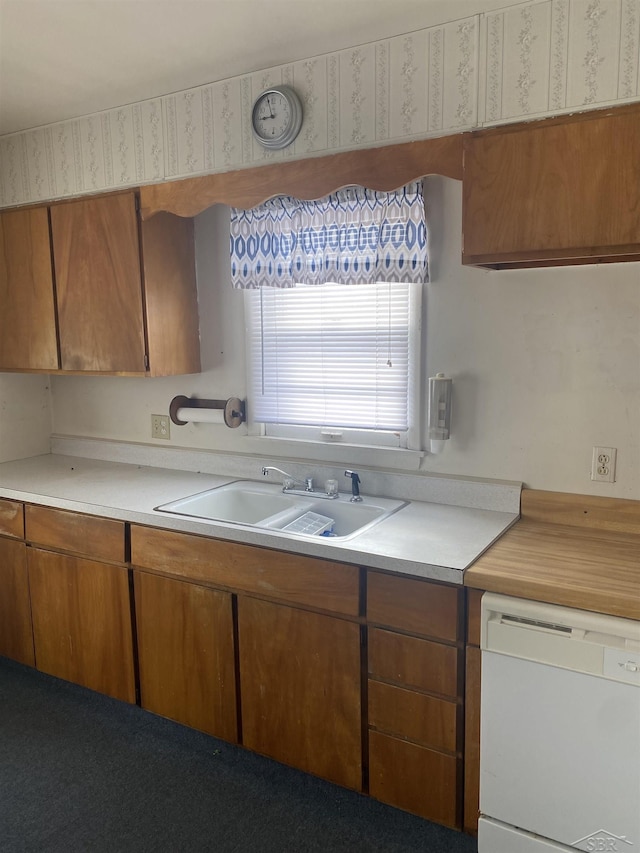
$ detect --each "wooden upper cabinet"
[139,212,201,377]
[49,191,200,376]
[0,207,59,370]
[462,104,640,268]
[50,192,146,373]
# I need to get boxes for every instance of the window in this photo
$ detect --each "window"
[232,182,428,450]
[245,281,422,448]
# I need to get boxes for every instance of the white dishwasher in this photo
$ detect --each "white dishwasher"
[478,592,640,853]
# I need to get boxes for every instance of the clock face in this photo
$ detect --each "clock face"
[251,86,302,149]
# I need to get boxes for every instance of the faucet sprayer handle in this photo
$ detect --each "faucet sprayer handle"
[344,470,362,501]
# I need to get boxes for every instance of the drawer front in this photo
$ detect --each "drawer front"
[369,729,461,828]
[368,680,458,754]
[131,525,360,617]
[0,499,24,539]
[25,505,125,563]
[369,626,460,698]
[367,571,461,642]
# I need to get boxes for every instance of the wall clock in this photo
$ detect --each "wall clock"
[251,85,303,150]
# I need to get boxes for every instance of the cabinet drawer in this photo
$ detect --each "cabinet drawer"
[369,627,460,698]
[25,505,125,563]
[367,571,461,642]
[369,729,460,828]
[131,525,360,616]
[0,499,24,539]
[368,680,458,754]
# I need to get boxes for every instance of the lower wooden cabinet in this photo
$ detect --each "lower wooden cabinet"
[134,570,237,741]
[366,570,463,829]
[27,548,136,703]
[463,588,484,834]
[368,680,458,754]
[0,537,35,666]
[238,595,362,790]
[0,506,474,836]
[369,729,460,828]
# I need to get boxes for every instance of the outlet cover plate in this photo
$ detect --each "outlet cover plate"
[591,446,616,483]
[151,414,170,440]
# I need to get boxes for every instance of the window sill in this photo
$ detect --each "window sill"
[242,434,425,472]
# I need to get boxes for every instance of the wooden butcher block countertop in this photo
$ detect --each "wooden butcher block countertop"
[465,490,640,621]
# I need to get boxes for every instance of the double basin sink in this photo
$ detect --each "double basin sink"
[155,480,407,541]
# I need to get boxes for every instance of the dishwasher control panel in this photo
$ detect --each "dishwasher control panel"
[604,647,640,685]
[481,593,640,685]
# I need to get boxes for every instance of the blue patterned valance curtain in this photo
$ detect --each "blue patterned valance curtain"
[230,181,428,288]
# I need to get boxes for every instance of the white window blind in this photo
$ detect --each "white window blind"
[245,281,420,436]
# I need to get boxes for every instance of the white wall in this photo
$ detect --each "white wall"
[50,178,640,499]
[0,374,51,462]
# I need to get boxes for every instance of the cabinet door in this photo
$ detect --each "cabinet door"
[0,207,59,370]
[134,571,237,742]
[50,192,146,373]
[140,212,201,377]
[463,105,640,267]
[238,596,362,790]
[28,548,135,702]
[0,537,34,666]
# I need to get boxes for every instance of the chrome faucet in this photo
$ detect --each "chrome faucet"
[261,466,339,499]
[262,466,313,492]
[344,469,362,502]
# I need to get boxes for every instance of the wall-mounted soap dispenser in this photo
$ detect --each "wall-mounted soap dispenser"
[428,373,452,454]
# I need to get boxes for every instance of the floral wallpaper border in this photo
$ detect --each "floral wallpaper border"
[0,0,639,209]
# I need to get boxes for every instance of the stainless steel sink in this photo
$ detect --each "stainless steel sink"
[155,480,406,540]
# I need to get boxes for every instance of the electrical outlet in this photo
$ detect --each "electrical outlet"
[591,446,616,483]
[151,414,170,440]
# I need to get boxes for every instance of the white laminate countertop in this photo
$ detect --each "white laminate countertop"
[0,453,520,585]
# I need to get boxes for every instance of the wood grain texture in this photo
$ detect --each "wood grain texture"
[368,680,458,754]
[466,588,483,647]
[50,192,146,373]
[0,207,59,370]
[369,729,460,828]
[25,505,125,563]
[367,571,461,643]
[238,595,362,790]
[130,525,360,616]
[0,538,35,666]
[0,498,24,539]
[463,104,640,267]
[28,548,136,702]
[139,212,201,377]
[134,571,237,741]
[464,519,640,620]
[368,627,460,699]
[521,489,640,534]
[139,135,463,218]
[463,645,481,835]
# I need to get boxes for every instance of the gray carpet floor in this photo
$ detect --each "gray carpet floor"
[0,657,477,853]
